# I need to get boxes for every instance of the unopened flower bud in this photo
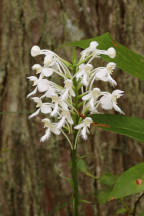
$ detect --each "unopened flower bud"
[89,41,99,49]
[31,45,41,57]
[32,64,42,74]
[107,47,116,58]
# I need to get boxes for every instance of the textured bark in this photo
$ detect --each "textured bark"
[0,0,144,215]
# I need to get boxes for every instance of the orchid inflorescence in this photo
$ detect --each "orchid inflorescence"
[27,41,124,148]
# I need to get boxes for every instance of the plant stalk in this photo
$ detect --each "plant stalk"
[71,148,79,216]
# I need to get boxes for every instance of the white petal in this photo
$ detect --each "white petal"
[89,98,95,110]
[27,76,37,81]
[82,74,88,86]
[32,97,41,103]
[100,95,113,110]
[81,127,87,140]
[61,102,68,110]
[41,104,52,114]
[113,102,125,115]
[51,103,59,117]
[44,54,54,67]
[27,87,37,98]
[37,79,49,92]
[57,117,66,129]
[67,116,73,125]
[112,90,124,98]
[61,89,69,100]
[108,75,117,87]
[42,68,54,77]
[74,123,84,130]
[95,70,107,81]
[40,129,51,142]
[82,93,91,101]
[53,126,61,135]
[28,109,40,119]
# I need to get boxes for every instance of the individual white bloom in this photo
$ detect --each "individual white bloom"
[99,89,124,114]
[31,45,41,57]
[57,110,73,130]
[41,49,71,76]
[32,97,52,114]
[91,62,117,87]
[76,63,93,86]
[81,41,116,61]
[44,54,55,67]
[32,64,54,77]
[40,118,61,142]
[80,41,99,59]
[28,97,52,119]
[82,88,102,111]
[61,79,75,100]
[50,94,68,117]
[74,117,93,140]
[27,75,49,94]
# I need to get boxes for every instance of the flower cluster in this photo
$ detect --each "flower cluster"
[27,41,124,145]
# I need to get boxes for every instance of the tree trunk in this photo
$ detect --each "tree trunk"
[0,0,144,215]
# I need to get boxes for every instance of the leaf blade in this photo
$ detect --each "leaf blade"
[91,114,144,143]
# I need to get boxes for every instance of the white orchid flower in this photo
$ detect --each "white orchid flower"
[40,118,61,142]
[28,97,52,119]
[50,94,68,117]
[80,41,116,62]
[90,62,117,87]
[57,110,73,130]
[61,79,75,100]
[74,117,93,140]
[76,63,93,86]
[80,41,99,59]
[99,90,124,114]
[27,75,49,98]
[31,45,71,76]
[82,88,102,111]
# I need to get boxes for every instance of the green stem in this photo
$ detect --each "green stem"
[71,148,79,216]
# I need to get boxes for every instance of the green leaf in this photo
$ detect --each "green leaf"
[109,163,144,199]
[77,159,87,173]
[97,188,112,204]
[91,114,144,143]
[67,32,144,80]
[100,173,117,186]
[139,213,144,216]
